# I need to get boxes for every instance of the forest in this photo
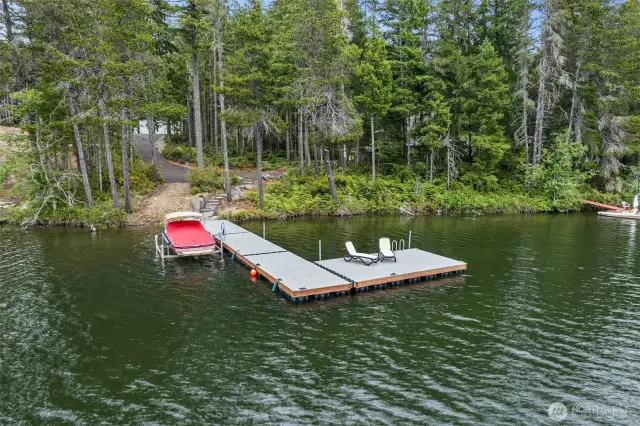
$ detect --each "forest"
[1,0,639,225]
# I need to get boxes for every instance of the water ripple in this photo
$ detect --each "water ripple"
[1,215,639,424]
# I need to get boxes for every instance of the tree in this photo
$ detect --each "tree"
[382,0,429,164]
[225,0,276,208]
[461,40,510,190]
[1,0,22,91]
[355,31,391,183]
[98,81,120,208]
[532,0,567,166]
[184,0,205,168]
[414,73,450,182]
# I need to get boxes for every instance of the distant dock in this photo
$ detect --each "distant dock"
[205,220,467,302]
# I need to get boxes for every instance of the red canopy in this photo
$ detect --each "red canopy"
[165,220,216,249]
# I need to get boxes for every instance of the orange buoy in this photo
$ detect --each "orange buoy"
[250,269,258,278]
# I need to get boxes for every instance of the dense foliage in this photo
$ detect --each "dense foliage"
[1,0,640,226]
[188,165,240,194]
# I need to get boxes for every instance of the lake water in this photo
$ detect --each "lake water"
[1,214,639,424]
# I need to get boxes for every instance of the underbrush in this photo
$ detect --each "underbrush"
[10,200,127,228]
[188,166,241,194]
[4,146,158,229]
[226,170,619,221]
[163,143,291,170]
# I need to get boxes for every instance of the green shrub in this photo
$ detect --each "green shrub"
[188,167,241,194]
[0,163,9,187]
[163,145,197,164]
[189,166,224,194]
[10,199,127,229]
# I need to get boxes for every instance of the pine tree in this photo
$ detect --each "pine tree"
[225,0,275,208]
[354,30,392,183]
[382,0,428,164]
[461,40,510,189]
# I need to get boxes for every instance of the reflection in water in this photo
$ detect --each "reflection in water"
[1,214,639,424]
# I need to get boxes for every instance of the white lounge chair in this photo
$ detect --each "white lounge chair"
[378,237,396,262]
[344,241,379,266]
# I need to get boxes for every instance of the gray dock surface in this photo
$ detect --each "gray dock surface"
[317,249,467,288]
[206,220,352,297]
[206,219,467,300]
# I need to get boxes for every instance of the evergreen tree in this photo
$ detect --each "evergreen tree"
[225,0,275,207]
[461,40,510,190]
[354,30,392,183]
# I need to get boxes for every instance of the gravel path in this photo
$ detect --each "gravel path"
[126,183,192,226]
[131,133,284,185]
[132,134,189,184]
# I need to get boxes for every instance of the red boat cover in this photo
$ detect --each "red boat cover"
[165,220,216,249]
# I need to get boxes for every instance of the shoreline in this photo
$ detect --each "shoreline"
[0,206,601,230]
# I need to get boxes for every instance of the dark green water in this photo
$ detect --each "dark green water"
[1,214,639,424]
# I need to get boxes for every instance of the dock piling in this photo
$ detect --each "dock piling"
[319,239,322,261]
[409,230,412,249]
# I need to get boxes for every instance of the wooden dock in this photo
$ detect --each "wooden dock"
[205,219,467,302]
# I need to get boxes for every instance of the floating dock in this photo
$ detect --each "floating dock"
[205,219,467,302]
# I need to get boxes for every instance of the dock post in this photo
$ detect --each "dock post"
[319,240,322,261]
[408,230,412,249]
[263,222,266,239]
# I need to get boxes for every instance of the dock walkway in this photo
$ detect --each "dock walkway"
[205,219,467,302]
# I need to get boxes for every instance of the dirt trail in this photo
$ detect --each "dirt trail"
[126,183,192,226]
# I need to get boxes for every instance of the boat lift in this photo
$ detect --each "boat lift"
[155,212,221,259]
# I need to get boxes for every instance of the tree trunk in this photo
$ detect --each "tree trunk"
[186,94,193,147]
[533,58,547,166]
[304,114,311,167]
[256,128,264,208]
[213,51,219,155]
[324,149,338,202]
[66,85,94,207]
[285,110,290,161]
[341,144,347,168]
[147,114,158,182]
[2,0,21,90]
[405,119,412,165]
[313,144,320,177]
[371,114,376,183]
[99,81,120,208]
[355,138,360,165]
[129,125,134,163]
[429,152,434,183]
[217,25,232,201]
[568,63,582,143]
[298,108,304,172]
[96,127,103,191]
[192,48,204,168]
[121,107,131,213]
